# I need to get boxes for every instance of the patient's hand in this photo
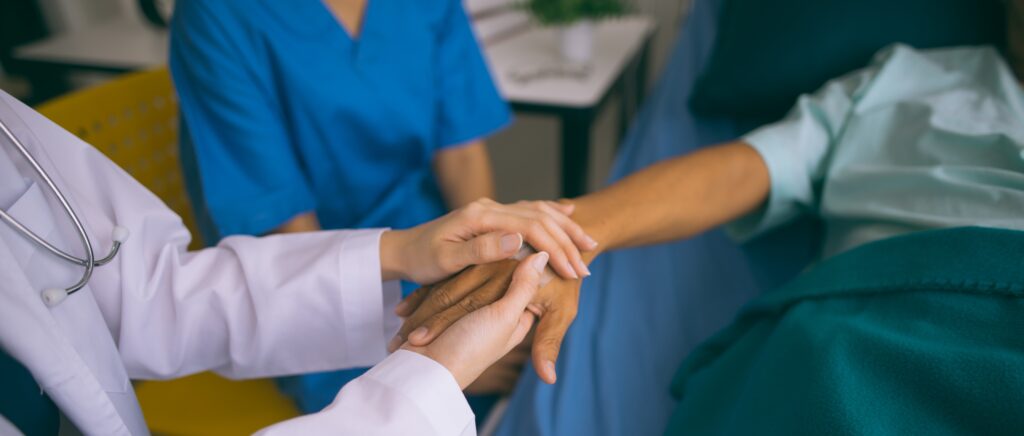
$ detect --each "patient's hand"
[392,260,582,384]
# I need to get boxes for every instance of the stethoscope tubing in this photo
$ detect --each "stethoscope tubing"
[0,118,122,300]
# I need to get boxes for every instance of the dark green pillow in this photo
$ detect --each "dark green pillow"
[690,0,1007,120]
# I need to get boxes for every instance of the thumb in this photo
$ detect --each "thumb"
[449,232,523,270]
[531,306,576,385]
[491,252,548,315]
[504,311,536,352]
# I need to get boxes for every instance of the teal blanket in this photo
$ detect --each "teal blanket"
[667,227,1024,435]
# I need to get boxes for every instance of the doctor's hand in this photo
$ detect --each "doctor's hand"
[379,198,596,285]
[393,257,585,384]
[402,252,549,389]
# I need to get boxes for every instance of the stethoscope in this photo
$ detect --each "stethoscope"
[0,118,129,307]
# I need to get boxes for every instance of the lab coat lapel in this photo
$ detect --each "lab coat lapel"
[0,94,140,435]
[0,238,130,435]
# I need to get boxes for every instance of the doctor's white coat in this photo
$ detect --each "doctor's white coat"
[0,91,475,435]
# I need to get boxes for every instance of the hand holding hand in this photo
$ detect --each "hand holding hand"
[394,257,584,384]
[380,199,597,285]
[402,252,550,389]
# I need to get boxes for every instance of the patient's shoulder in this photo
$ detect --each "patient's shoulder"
[875,44,1006,73]
[852,44,1016,107]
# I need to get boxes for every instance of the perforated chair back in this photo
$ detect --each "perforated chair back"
[37,68,203,249]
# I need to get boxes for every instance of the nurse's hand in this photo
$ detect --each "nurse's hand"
[379,198,596,285]
[402,252,549,389]
[392,259,583,385]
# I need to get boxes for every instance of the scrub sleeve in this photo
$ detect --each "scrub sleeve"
[170,1,317,241]
[434,0,512,149]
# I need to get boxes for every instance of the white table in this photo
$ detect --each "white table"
[14,18,167,71]
[13,15,655,196]
[486,16,655,196]
[11,17,166,102]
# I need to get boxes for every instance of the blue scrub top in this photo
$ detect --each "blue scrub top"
[170,0,510,243]
[169,0,510,414]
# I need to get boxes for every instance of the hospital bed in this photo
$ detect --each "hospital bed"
[489,0,1005,434]
[489,2,787,434]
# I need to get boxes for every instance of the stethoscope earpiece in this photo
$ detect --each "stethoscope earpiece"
[41,288,69,307]
[112,226,130,244]
[1,118,127,308]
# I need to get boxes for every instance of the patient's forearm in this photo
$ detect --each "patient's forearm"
[570,141,770,253]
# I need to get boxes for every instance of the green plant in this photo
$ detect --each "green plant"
[524,0,627,25]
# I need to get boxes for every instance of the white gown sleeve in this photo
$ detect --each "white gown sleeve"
[255,350,476,436]
[0,91,402,380]
[725,59,880,241]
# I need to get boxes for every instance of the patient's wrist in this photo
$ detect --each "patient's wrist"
[565,198,613,257]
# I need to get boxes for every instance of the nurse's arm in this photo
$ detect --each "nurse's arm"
[433,140,496,209]
[272,212,321,234]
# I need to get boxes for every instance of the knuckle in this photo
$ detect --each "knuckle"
[433,289,457,309]
[464,201,485,216]
[470,240,488,260]
[455,296,481,314]
[428,313,453,329]
[541,216,557,229]
[538,335,564,351]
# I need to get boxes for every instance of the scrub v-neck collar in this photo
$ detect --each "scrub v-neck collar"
[260,0,376,49]
[316,0,376,56]
[318,0,372,44]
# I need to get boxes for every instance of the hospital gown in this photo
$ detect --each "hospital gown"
[673,44,1024,435]
[498,39,1024,435]
[732,44,1024,253]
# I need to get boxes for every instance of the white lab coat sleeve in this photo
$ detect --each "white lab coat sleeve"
[114,229,403,380]
[255,350,476,436]
[0,91,403,380]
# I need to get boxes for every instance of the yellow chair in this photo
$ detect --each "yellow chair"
[36,68,202,251]
[37,68,301,435]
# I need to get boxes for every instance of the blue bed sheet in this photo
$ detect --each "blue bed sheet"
[493,0,820,434]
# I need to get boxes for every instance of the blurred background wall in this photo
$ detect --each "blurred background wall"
[0,0,690,202]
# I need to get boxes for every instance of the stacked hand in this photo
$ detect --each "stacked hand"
[393,253,589,384]
[379,197,597,388]
[380,198,597,285]
[402,253,551,389]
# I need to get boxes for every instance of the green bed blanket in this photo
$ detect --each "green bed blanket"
[667,227,1024,435]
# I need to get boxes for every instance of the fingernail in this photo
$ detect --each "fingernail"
[584,235,599,249]
[409,327,428,343]
[577,260,592,277]
[564,261,579,279]
[501,233,523,253]
[387,335,403,351]
[543,360,557,383]
[531,252,550,272]
[395,300,408,314]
